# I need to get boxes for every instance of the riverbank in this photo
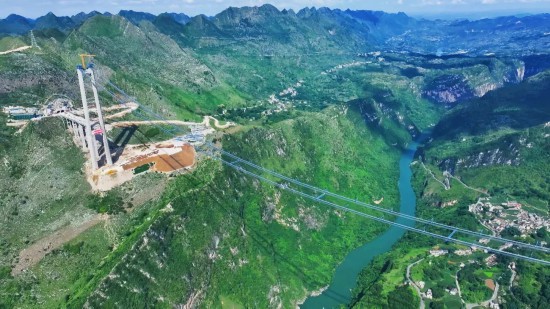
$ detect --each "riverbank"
[301,133,430,307]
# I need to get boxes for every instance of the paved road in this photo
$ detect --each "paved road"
[406,258,425,309]
[509,264,517,296]
[456,268,500,309]
[465,282,499,309]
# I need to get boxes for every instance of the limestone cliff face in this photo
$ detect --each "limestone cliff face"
[438,145,522,175]
[423,74,475,106]
[473,83,499,97]
[516,63,526,82]
[423,60,526,105]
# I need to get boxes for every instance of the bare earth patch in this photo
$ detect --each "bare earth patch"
[12,214,108,276]
[374,197,384,204]
[485,279,496,291]
[123,144,195,172]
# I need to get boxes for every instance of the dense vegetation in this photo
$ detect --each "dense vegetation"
[0,118,168,308]
[81,106,404,308]
[0,102,407,308]
[350,70,550,309]
[421,72,550,212]
[0,5,549,309]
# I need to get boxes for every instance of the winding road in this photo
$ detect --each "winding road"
[456,268,500,309]
[406,258,426,309]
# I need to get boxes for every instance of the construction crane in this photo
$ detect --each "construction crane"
[79,54,96,70]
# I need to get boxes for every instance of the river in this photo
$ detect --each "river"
[301,133,428,308]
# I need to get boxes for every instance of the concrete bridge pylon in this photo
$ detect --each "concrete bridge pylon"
[75,62,112,171]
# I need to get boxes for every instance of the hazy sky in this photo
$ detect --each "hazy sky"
[1,0,550,19]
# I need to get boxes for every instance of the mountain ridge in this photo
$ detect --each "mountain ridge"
[0,8,550,56]
[0,4,549,309]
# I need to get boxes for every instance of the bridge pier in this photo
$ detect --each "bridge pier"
[76,120,87,151]
[66,120,75,142]
[67,120,78,147]
[72,64,113,171]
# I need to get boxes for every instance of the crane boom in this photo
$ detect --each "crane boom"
[79,54,96,70]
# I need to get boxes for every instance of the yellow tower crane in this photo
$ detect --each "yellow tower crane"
[79,54,96,69]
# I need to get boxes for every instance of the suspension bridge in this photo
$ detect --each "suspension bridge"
[71,62,550,266]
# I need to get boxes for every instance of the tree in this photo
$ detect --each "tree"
[501,226,521,238]
[431,286,445,299]
[430,300,445,309]
[387,286,418,309]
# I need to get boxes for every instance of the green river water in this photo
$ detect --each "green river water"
[302,134,427,308]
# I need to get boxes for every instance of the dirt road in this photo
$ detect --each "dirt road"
[0,45,32,55]
[111,116,235,129]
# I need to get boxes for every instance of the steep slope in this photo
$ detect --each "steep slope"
[0,36,28,51]
[152,13,187,38]
[417,71,550,207]
[0,46,77,104]
[0,105,406,308]
[164,13,190,25]
[431,71,550,139]
[407,71,550,309]
[1,7,549,309]
[79,106,402,308]
[152,6,526,112]
[0,8,541,116]
[0,118,169,308]
[342,9,418,44]
[0,14,241,120]
[0,119,90,260]
[70,11,103,25]
[63,15,247,117]
[347,73,550,309]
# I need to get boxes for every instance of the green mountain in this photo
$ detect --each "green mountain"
[118,10,156,25]
[419,71,550,208]
[0,14,34,35]
[348,71,550,309]
[34,12,76,32]
[70,11,103,25]
[0,5,549,309]
[432,71,550,138]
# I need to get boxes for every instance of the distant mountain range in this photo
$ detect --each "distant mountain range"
[1,4,549,114]
[1,4,549,309]
[1,6,548,57]
[0,10,191,35]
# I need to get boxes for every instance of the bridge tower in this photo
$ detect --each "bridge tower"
[76,54,113,170]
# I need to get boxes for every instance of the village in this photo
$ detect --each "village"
[468,197,550,240]
[401,195,550,309]
[407,248,503,309]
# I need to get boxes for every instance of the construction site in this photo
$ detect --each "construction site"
[3,54,233,191]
